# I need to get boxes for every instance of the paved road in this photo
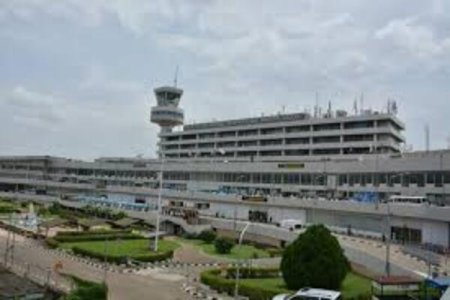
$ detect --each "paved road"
[0,229,194,300]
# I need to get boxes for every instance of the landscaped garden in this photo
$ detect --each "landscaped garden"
[48,230,179,263]
[200,225,373,300]
[200,268,371,300]
[174,230,281,260]
[178,237,274,259]
[0,198,20,214]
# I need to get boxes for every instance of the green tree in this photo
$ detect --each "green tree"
[280,224,349,290]
[198,230,217,243]
[214,237,235,254]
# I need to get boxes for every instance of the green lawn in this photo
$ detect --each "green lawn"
[340,272,371,298]
[240,272,371,299]
[177,238,271,259]
[59,239,179,256]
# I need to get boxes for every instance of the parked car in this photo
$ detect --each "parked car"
[273,288,341,300]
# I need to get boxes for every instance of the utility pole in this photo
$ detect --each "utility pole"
[3,214,12,267]
[234,222,251,299]
[103,236,108,283]
[385,202,391,277]
[154,157,164,252]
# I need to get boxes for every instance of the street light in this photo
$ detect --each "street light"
[383,172,408,277]
[234,221,251,299]
[153,155,165,252]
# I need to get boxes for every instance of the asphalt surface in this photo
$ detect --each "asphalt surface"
[0,229,193,300]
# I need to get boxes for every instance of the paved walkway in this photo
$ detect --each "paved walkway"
[337,235,443,277]
[173,242,219,265]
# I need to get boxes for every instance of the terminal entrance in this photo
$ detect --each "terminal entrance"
[391,226,422,244]
[249,210,268,223]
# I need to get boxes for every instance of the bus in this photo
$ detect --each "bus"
[385,195,429,205]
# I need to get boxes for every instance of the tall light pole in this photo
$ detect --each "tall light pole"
[235,174,246,230]
[385,201,391,277]
[153,157,164,252]
[234,221,251,299]
[384,172,407,277]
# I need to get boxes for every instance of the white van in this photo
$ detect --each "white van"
[273,288,341,300]
[278,219,304,231]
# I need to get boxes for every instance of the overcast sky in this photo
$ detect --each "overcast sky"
[1,1,449,160]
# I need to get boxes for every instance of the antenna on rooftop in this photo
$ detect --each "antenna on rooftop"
[353,97,358,115]
[314,92,319,118]
[425,124,430,152]
[359,92,364,115]
[173,65,179,87]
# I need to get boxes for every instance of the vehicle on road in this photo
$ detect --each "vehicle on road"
[384,195,429,205]
[272,287,341,300]
[277,219,304,231]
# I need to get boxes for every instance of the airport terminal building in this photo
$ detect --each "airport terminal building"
[0,85,450,249]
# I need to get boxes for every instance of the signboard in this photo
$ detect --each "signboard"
[277,163,305,169]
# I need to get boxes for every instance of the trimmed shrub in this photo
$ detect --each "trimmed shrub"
[71,246,173,264]
[225,267,280,279]
[67,276,107,300]
[198,230,217,243]
[56,230,131,237]
[182,232,199,240]
[46,238,59,249]
[200,268,286,300]
[53,233,141,243]
[280,224,350,290]
[214,237,234,254]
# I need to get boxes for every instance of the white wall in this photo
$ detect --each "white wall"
[423,221,449,246]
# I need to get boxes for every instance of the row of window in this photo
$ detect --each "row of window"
[163,134,398,147]
[162,120,400,141]
[161,171,450,187]
[164,146,396,158]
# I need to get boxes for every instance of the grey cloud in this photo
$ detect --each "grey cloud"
[0,0,449,158]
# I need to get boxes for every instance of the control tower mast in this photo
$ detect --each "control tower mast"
[150,85,184,156]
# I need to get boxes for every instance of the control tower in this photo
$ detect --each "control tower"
[150,86,184,134]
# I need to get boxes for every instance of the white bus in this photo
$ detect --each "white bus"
[385,195,429,205]
[273,288,341,300]
[278,219,304,231]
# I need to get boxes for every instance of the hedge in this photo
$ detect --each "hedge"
[56,230,132,237]
[46,238,59,249]
[53,233,141,243]
[72,246,173,264]
[200,268,287,300]
[67,275,108,300]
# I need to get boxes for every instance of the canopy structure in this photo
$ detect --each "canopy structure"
[372,276,422,300]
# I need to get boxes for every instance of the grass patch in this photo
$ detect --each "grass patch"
[177,238,272,260]
[340,272,371,299]
[60,239,178,256]
[62,276,107,300]
[202,270,371,300]
[223,272,371,300]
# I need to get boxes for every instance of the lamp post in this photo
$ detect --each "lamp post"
[384,172,408,277]
[153,156,165,252]
[234,221,251,299]
[235,174,246,230]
